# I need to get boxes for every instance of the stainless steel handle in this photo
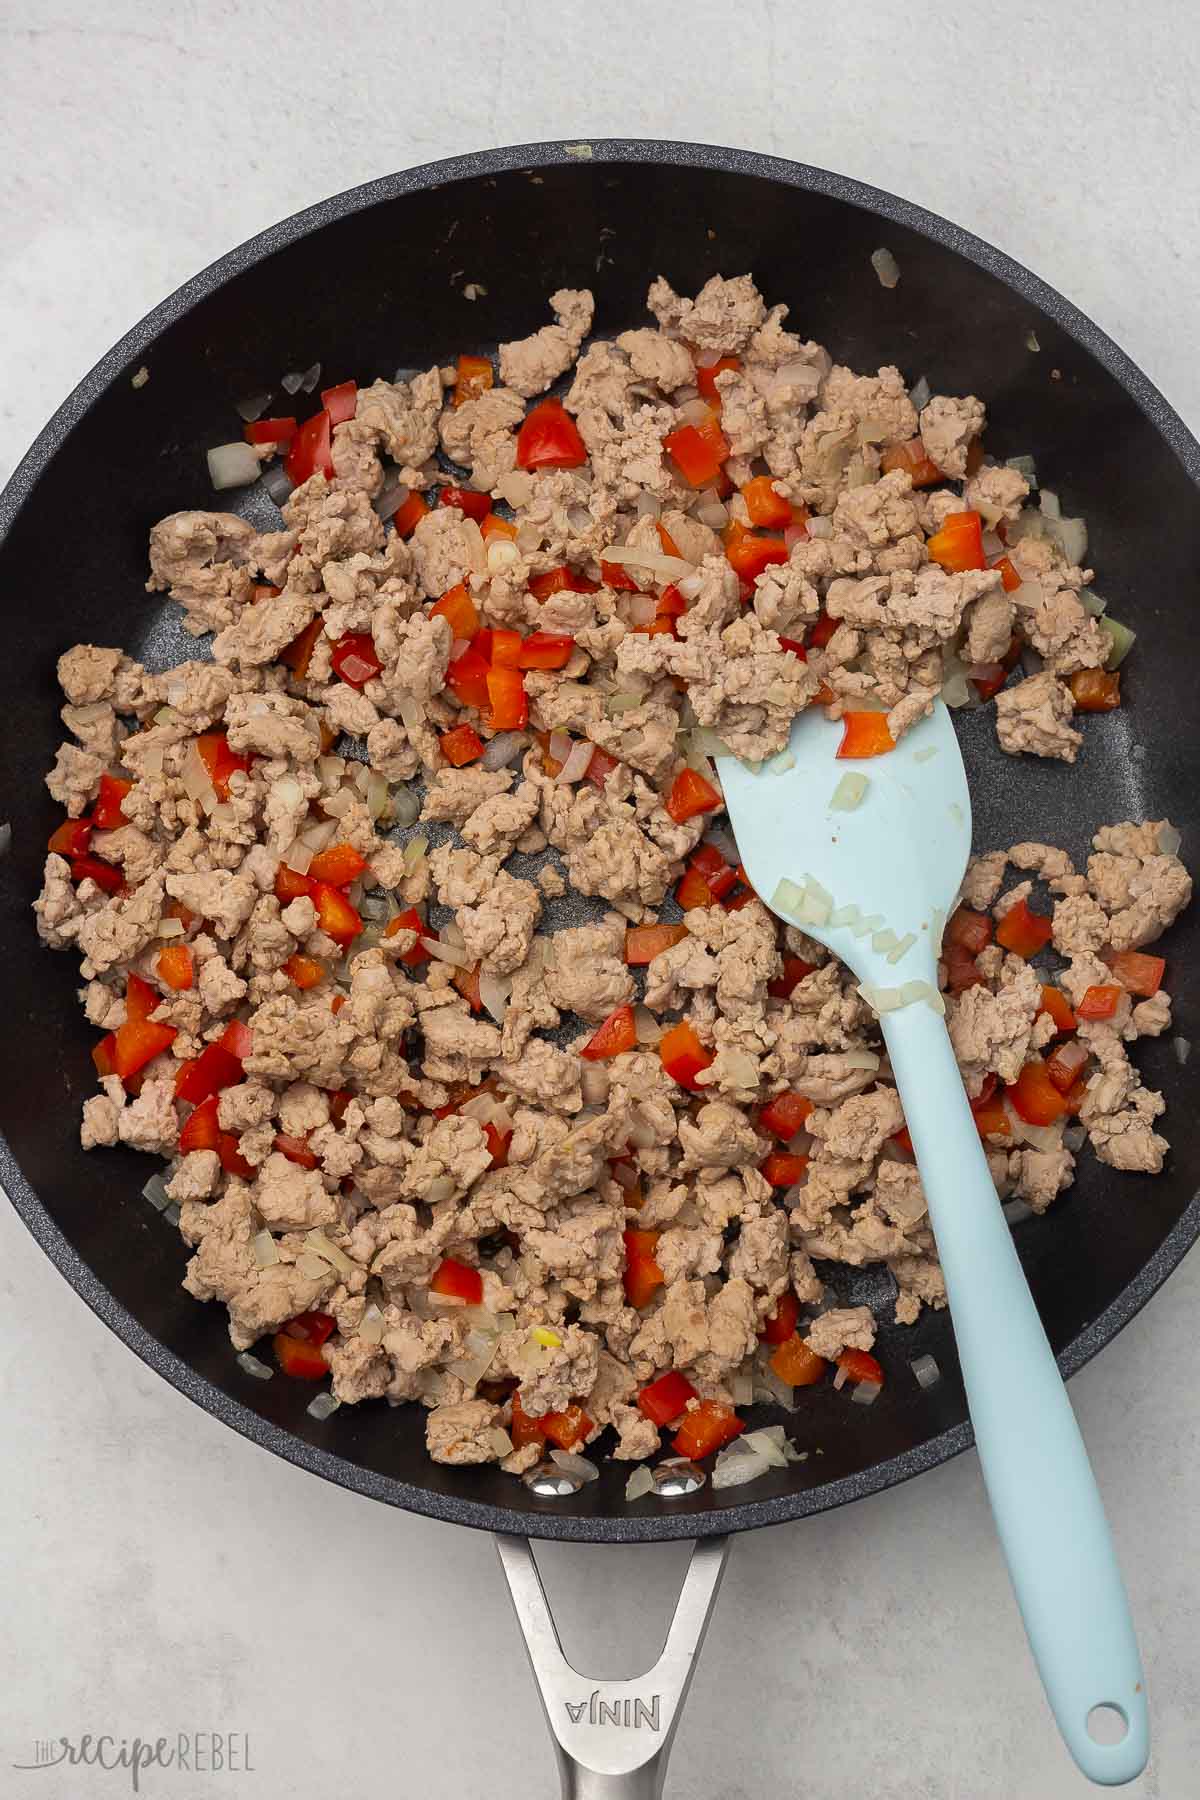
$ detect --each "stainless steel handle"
[495,1533,732,1799]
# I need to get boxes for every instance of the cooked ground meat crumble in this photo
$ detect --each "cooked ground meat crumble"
[37,273,1191,1475]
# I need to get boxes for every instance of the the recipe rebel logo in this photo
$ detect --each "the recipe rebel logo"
[12,1731,254,1792]
[563,1691,661,1731]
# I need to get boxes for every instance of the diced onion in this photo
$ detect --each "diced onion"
[910,1355,941,1389]
[887,935,918,966]
[158,918,184,938]
[253,1230,279,1268]
[297,1251,330,1279]
[1156,822,1181,857]
[740,1427,790,1469]
[1096,616,1135,669]
[305,1229,355,1277]
[628,594,659,625]
[1063,1124,1086,1152]
[696,500,729,528]
[729,1372,754,1406]
[600,545,694,581]
[424,1176,458,1205]
[633,1005,662,1045]
[635,492,663,518]
[284,839,313,876]
[1002,1197,1034,1225]
[207,441,261,490]
[403,835,428,867]
[421,935,473,968]
[830,773,868,811]
[897,978,934,1004]
[487,539,520,573]
[359,1303,386,1345]
[829,904,861,929]
[871,248,900,288]
[481,730,528,771]
[607,692,643,715]
[489,1427,515,1458]
[807,514,834,539]
[712,1444,772,1489]
[771,878,806,917]
[550,1447,599,1482]
[441,918,466,948]
[625,1465,655,1500]
[859,983,903,1013]
[581,1064,611,1106]
[307,1392,341,1421]
[548,729,573,763]
[261,465,293,506]
[850,1380,882,1405]
[461,517,487,578]
[1173,1035,1191,1065]
[555,739,595,785]
[479,970,512,1023]
[497,470,534,508]
[909,375,931,412]
[1006,454,1037,486]
[141,1173,170,1211]
[373,475,409,519]
[871,928,900,954]
[236,1351,274,1380]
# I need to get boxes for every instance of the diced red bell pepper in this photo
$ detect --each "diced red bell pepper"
[518,632,575,671]
[584,746,620,789]
[438,484,490,522]
[486,629,523,669]
[759,1091,814,1141]
[508,1389,548,1450]
[671,1399,745,1460]
[675,866,715,910]
[274,1132,319,1170]
[453,353,494,407]
[946,906,993,955]
[451,962,482,1012]
[384,906,431,967]
[632,616,676,640]
[173,1021,248,1104]
[440,724,485,766]
[244,416,297,448]
[156,944,194,991]
[695,355,740,403]
[655,520,683,558]
[1069,668,1121,712]
[760,1291,801,1345]
[658,1019,714,1090]
[767,954,817,1000]
[778,636,807,660]
[273,1331,331,1380]
[808,613,839,650]
[1101,948,1165,997]
[1008,1059,1069,1126]
[285,409,334,486]
[112,1013,177,1082]
[722,519,788,583]
[528,565,599,600]
[311,880,362,947]
[430,582,480,642]
[665,767,722,825]
[91,773,133,830]
[624,923,688,964]
[741,476,794,528]
[307,841,368,887]
[599,560,641,592]
[483,1120,511,1168]
[1038,984,1077,1033]
[970,662,1008,702]
[445,646,493,712]
[393,491,431,537]
[1045,1038,1090,1094]
[927,511,985,573]
[328,1089,353,1124]
[762,1150,807,1188]
[330,632,382,689]
[972,1093,1012,1140]
[280,615,326,679]
[943,942,986,994]
[92,1033,118,1078]
[891,1125,915,1157]
[123,971,158,1024]
[770,1335,828,1387]
[581,1004,637,1062]
[218,1133,255,1179]
[990,554,1023,593]
[1077,984,1122,1021]
[540,1405,594,1452]
[195,731,253,801]
[623,1228,665,1309]
[179,1093,221,1154]
[480,512,519,542]
[837,712,896,759]
[837,1349,884,1386]
[994,898,1053,958]
[320,379,357,425]
[71,849,125,892]
[638,1371,699,1426]
[49,818,93,857]
[657,583,688,617]
[516,398,587,470]
[664,417,730,488]
[485,666,528,732]
[688,843,737,897]
[284,953,325,990]
[880,437,944,487]
[274,864,315,905]
[430,1257,483,1305]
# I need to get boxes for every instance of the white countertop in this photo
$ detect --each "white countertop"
[2,5,1197,1795]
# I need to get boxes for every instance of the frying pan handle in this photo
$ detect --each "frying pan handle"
[882,1000,1149,1785]
[495,1533,731,1799]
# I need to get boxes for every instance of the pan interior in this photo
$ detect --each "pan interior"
[1,144,1196,1540]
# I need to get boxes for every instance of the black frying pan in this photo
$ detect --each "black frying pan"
[1,141,1196,1793]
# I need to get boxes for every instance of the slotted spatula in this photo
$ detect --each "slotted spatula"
[716,701,1148,1786]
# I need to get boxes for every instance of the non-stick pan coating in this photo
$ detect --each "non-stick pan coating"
[1,141,1196,1541]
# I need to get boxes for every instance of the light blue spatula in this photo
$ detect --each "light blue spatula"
[716,700,1148,1787]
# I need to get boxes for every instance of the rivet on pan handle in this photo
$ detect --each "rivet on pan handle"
[495,1533,731,1799]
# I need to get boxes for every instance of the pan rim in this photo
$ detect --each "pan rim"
[3,136,1198,1542]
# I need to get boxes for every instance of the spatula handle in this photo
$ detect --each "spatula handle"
[882,999,1148,1786]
